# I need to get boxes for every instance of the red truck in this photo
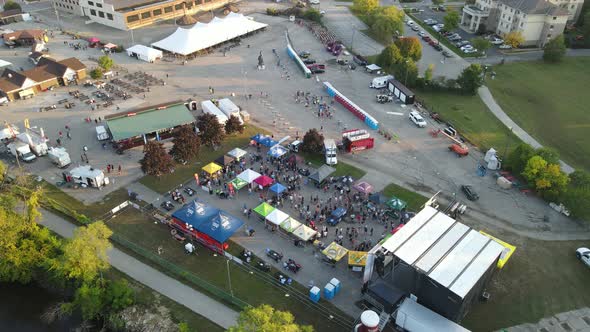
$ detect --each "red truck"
[306,64,326,73]
[341,129,375,153]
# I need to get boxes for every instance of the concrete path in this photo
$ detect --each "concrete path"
[38,209,239,329]
[127,182,164,205]
[478,86,575,174]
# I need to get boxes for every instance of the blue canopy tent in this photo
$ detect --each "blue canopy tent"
[260,137,278,147]
[269,182,287,195]
[327,207,347,226]
[171,199,220,231]
[268,145,289,158]
[196,211,245,252]
[251,133,265,143]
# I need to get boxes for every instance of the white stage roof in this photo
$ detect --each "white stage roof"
[382,206,504,298]
[151,13,268,56]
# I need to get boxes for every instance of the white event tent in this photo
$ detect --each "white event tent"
[151,13,268,56]
[126,45,163,63]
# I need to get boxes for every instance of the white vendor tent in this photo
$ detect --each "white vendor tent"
[292,224,317,241]
[126,44,163,63]
[237,169,261,183]
[227,147,247,160]
[265,209,289,226]
[151,13,268,56]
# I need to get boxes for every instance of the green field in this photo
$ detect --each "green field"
[382,183,428,211]
[486,58,590,171]
[418,91,522,157]
[301,152,367,179]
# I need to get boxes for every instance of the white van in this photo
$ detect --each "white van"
[370,75,394,89]
[96,126,109,141]
[324,139,337,165]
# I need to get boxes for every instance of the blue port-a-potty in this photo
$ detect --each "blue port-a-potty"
[329,278,341,294]
[324,283,335,300]
[309,286,321,303]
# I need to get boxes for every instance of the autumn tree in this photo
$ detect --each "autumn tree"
[522,155,569,199]
[443,10,460,31]
[63,278,135,321]
[424,64,435,82]
[369,6,404,42]
[140,141,174,177]
[352,0,378,13]
[0,160,5,183]
[457,63,484,95]
[54,221,112,283]
[503,31,524,48]
[392,58,419,87]
[535,147,560,165]
[197,113,225,147]
[98,55,114,71]
[90,67,103,79]
[394,37,422,61]
[377,43,403,69]
[228,304,314,332]
[301,128,324,154]
[170,125,201,162]
[225,115,244,135]
[543,35,566,63]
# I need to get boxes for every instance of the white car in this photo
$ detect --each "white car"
[406,20,415,26]
[490,37,504,45]
[418,31,427,37]
[499,44,512,49]
[411,25,420,31]
[461,45,474,51]
[409,111,427,128]
[463,48,479,54]
[433,24,444,32]
[577,248,590,267]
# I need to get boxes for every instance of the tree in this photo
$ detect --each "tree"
[371,13,403,43]
[3,1,21,11]
[432,0,444,5]
[457,64,484,95]
[543,35,566,63]
[424,64,435,82]
[377,43,403,69]
[443,11,460,31]
[505,143,535,174]
[170,125,201,162]
[563,187,590,221]
[535,147,560,165]
[90,68,103,79]
[178,322,191,332]
[569,170,590,188]
[105,279,134,312]
[55,222,112,283]
[225,115,244,135]
[471,37,492,55]
[197,113,225,147]
[140,141,174,177]
[0,160,6,183]
[352,0,378,13]
[392,58,419,87]
[503,31,524,48]
[303,9,322,23]
[228,304,314,332]
[522,156,569,199]
[301,128,324,154]
[98,55,114,71]
[72,281,106,320]
[394,37,422,61]
[583,11,590,41]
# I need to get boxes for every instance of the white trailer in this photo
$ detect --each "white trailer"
[8,141,36,162]
[201,100,228,125]
[16,132,48,156]
[395,298,471,332]
[324,139,338,165]
[47,147,71,168]
[217,98,243,124]
[370,75,394,89]
[68,165,107,188]
[96,125,110,141]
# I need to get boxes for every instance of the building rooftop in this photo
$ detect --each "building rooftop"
[2,29,45,42]
[106,102,195,141]
[500,0,569,15]
[104,0,174,11]
[381,206,505,299]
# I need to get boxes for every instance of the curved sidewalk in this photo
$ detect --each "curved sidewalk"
[478,86,575,174]
[39,209,239,329]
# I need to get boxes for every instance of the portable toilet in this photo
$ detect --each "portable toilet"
[484,148,497,162]
[324,283,335,300]
[329,278,341,294]
[309,286,321,303]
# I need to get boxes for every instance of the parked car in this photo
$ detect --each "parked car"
[461,185,479,201]
[438,5,446,11]
[428,39,439,46]
[161,201,175,211]
[409,111,427,128]
[461,45,474,51]
[499,44,512,49]
[576,248,590,267]
[456,40,470,47]
[411,25,420,31]
[419,31,427,37]
[433,24,444,32]
[303,58,316,64]
[447,33,461,41]
[299,51,310,58]
[463,48,478,54]
[425,19,438,26]
[353,55,368,66]
[442,50,453,57]
[423,36,432,42]
[433,44,443,51]
[490,37,504,45]
[406,20,415,26]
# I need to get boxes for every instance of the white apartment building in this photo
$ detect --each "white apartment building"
[462,0,583,46]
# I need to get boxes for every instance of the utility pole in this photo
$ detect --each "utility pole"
[130,28,135,44]
[53,1,62,31]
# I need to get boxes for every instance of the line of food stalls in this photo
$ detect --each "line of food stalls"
[357,203,516,331]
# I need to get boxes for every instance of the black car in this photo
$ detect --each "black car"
[433,44,443,51]
[299,51,310,58]
[184,187,195,196]
[161,201,174,211]
[303,58,316,64]
[461,185,479,201]
[310,68,325,74]
[298,168,310,176]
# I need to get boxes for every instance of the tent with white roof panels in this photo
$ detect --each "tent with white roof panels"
[237,169,261,183]
[227,147,247,160]
[126,45,163,62]
[151,13,268,56]
[292,224,317,241]
[265,209,289,226]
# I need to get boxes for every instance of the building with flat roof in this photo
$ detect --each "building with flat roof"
[105,101,195,151]
[53,0,230,30]
[371,206,506,322]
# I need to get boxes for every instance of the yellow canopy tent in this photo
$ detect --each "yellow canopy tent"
[347,251,368,267]
[322,242,349,262]
[202,162,222,175]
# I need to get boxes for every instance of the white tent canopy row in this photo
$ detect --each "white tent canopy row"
[151,13,268,56]
[266,209,289,226]
[126,45,163,63]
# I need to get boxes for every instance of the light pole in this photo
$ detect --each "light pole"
[226,259,234,297]
[404,59,410,86]
[503,126,513,160]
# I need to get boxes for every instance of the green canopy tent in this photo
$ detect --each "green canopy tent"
[386,196,407,211]
[229,177,248,190]
[253,202,275,220]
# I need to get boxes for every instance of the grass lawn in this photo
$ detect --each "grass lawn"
[107,208,353,332]
[140,126,269,194]
[485,57,590,171]
[417,91,522,157]
[301,152,367,179]
[462,237,590,331]
[382,183,428,211]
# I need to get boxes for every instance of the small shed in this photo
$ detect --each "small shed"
[387,79,415,105]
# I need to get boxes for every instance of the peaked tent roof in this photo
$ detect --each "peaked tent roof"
[269,182,286,195]
[229,177,249,190]
[215,155,235,166]
[202,162,222,174]
[280,217,302,233]
[353,181,373,194]
[237,169,261,183]
[172,199,220,229]
[254,175,274,187]
[265,209,289,226]
[292,224,317,241]
[253,202,275,217]
[196,211,244,243]
[386,197,407,211]
[126,44,163,58]
[151,13,268,56]
[227,147,247,159]
[308,165,336,183]
[268,145,288,158]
